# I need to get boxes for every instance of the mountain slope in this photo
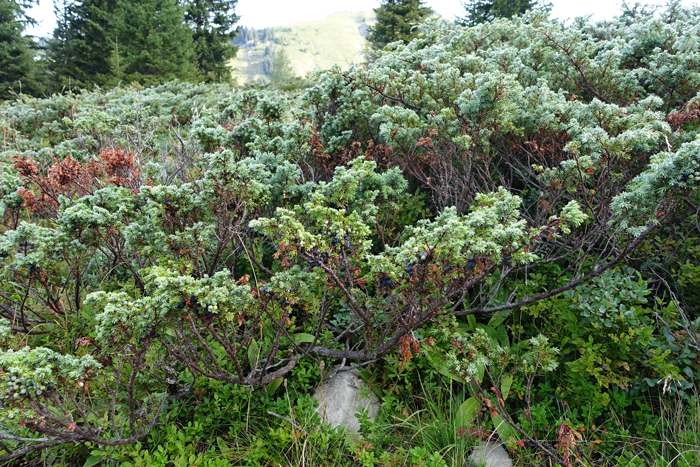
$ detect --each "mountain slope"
[231,11,374,83]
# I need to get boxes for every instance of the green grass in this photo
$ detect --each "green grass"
[230,11,374,83]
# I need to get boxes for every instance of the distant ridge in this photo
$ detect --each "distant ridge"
[230,10,375,83]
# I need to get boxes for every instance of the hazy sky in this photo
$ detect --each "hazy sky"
[26,0,699,37]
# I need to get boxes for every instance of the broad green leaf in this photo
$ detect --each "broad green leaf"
[466,314,477,331]
[264,376,284,396]
[500,375,513,401]
[492,413,517,445]
[456,322,471,335]
[216,437,229,453]
[292,333,315,344]
[476,363,484,383]
[84,454,105,467]
[493,326,509,348]
[455,397,480,428]
[488,311,509,329]
[436,362,462,381]
[425,350,461,381]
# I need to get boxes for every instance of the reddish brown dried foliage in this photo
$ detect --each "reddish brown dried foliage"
[667,101,700,132]
[398,334,421,370]
[11,148,142,217]
[556,423,583,467]
[99,148,140,189]
[364,139,396,169]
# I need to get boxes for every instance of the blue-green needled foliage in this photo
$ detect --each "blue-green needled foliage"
[0,2,700,465]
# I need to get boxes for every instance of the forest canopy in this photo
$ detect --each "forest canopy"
[0,2,700,465]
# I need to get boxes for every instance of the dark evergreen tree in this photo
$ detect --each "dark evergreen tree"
[48,0,116,90]
[367,0,433,49]
[0,0,41,99]
[458,0,551,26]
[48,0,200,89]
[183,0,239,82]
[233,26,275,46]
[270,47,293,82]
[112,0,200,85]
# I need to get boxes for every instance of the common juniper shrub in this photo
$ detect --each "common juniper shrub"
[1,3,700,464]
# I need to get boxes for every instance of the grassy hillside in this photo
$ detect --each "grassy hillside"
[231,11,374,83]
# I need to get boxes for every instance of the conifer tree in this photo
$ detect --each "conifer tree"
[458,0,551,26]
[48,0,200,89]
[48,0,116,90]
[0,0,41,99]
[367,0,433,49]
[183,0,239,83]
[112,0,200,85]
[270,47,293,82]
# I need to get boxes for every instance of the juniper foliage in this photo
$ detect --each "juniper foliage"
[0,3,699,461]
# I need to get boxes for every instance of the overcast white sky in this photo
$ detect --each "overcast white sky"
[26,0,699,37]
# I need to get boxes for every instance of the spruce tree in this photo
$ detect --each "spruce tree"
[0,0,41,99]
[367,0,433,49]
[270,47,293,83]
[48,0,116,90]
[49,0,200,89]
[458,0,551,26]
[183,0,239,83]
[112,0,200,85]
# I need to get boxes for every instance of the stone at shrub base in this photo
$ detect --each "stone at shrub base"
[468,441,513,467]
[313,368,380,435]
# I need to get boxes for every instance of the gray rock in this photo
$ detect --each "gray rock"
[314,368,380,435]
[468,441,513,467]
